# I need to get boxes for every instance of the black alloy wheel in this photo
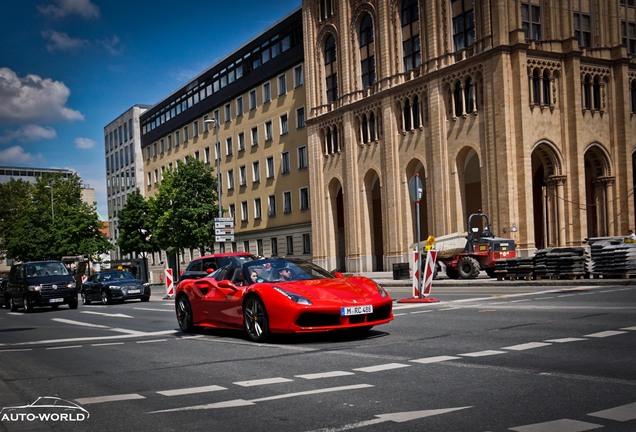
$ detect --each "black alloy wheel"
[101,290,110,305]
[243,296,270,342]
[23,296,33,313]
[176,295,194,332]
[9,297,18,312]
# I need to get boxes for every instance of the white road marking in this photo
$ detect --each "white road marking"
[509,418,603,432]
[501,342,552,351]
[588,402,636,421]
[353,363,410,373]
[459,350,506,357]
[620,326,636,331]
[306,406,473,431]
[295,371,355,380]
[136,339,167,344]
[91,342,125,347]
[76,393,145,405]
[52,318,110,328]
[12,330,178,346]
[157,385,227,396]
[410,355,460,364]
[81,311,134,318]
[46,345,82,350]
[134,307,173,312]
[584,330,627,338]
[148,384,374,413]
[411,310,433,314]
[544,338,587,343]
[0,348,33,352]
[234,377,293,387]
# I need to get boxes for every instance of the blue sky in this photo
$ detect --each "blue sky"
[0,0,300,217]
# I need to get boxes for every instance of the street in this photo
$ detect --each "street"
[0,281,635,431]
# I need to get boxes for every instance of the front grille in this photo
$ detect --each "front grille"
[295,312,340,327]
[368,304,392,321]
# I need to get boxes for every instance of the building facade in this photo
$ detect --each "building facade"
[139,9,311,269]
[302,0,636,272]
[104,104,150,260]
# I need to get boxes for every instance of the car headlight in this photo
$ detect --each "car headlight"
[28,285,42,292]
[373,282,388,298]
[109,285,121,291]
[66,283,75,289]
[273,287,312,305]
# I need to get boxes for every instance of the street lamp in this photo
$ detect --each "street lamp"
[204,117,224,252]
[45,184,54,221]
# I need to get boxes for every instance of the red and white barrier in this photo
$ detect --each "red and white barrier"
[398,248,439,304]
[165,269,174,298]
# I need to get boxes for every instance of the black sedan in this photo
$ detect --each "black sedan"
[81,270,150,305]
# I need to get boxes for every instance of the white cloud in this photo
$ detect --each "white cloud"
[38,0,100,19]
[98,35,122,56]
[0,124,57,143]
[0,67,84,124]
[0,146,43,164]
[74,137,96,149]
[42,30,89,52]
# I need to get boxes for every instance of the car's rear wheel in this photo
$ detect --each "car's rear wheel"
[101,290,110,305]
[243,296,270,342]
[176,295,194,332]
[81,291,91,305]
[9,297,18,312]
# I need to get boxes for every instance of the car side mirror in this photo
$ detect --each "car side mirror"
[205,268,215,274]
[333,271,344,279]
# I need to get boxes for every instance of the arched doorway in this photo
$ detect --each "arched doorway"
[457,148,482,227]
[584,144,613,238]
[364,170,384,271]
[531,142,565,248]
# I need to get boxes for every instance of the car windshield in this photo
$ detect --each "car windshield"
[242,259,334,284]
[25,262,70,277]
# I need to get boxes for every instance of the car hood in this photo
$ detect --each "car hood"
[103,280,143,287]
[269,276,382,302]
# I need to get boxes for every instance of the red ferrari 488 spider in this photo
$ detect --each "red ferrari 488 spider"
[175,258,393,342]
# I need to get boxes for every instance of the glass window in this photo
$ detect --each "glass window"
[263,82,271,103]
[251,127,259,146]
[266,156,275,178]
[283,191,292,214]
[298,146,308,170]
[268,195,276,216]
[280,114,288,135]
[281,151,291,175]
[300,187,309,211]
[324,35,338,103]
[521,3,542,41]
[278,74,287,96]
[254,198,262,219]
[296,107,306,129]
[294,65,304,88]
[249,89,257,110]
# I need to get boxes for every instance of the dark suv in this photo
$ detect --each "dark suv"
[179,252,255,282]
[7,261,79,312]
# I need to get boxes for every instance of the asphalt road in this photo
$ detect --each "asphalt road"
[0,281,635,432]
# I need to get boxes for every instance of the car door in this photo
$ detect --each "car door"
[82,274,100,301]
[201,267,244,328]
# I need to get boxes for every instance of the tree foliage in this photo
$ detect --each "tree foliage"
[149,158,218,255]
[0,173,111,262]
[117,189,158,257]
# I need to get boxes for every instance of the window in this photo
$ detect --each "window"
[203,115,210,132]
[153,142,157,157]
[238,132,245,151]
[302,233,311,254]
[271,237,278,256]
[239,165,247,186]
[194,150,200,161]
[263,82,271,103]
[294,65,304,87]
[286,235,294,255]
[257,239,264,256]
[359,13,375,88]
[227,169,234,190]
[252,161,260,183]
[300,187,309,211]
[241,201,248,221]
[265,121,273,140]
[298,146,308,170]
[224,103,231,122]
[226,137,233,156]
[296,107,306,129]
[324,35,338,103]
[205,147,210,163]
[229,204,236,221]
[266,156,275,178]
[236,96,244,117]
[319,0,334,21]
[160,139,165,154]
[283,191,292,213]
[251,127,259,146]
[268,195,276,216]
[622,21,636,54]
[154,169,159,184]
[249,89,257,110]
[521,2,542,41]
[631,80,636,113]
[193,120,199,137]
[254,198,262,219]
[183,126,189,142]
[401,0,420,71]
[146,172,151,186]
[278,74,287,96]
[280,114,289,135]
[167,135,172,150]
[452,0,475,51]
[281,151,291,174]
[574,11,592,48]
[175,130,180,146]
[215,141,221,161]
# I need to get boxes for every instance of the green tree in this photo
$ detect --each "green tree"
[117,189,158,257]
[150,158,218,257]
[0,173,111,262]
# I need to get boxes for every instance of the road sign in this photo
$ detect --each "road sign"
[408,175,423,202]
[215,228,234,235]
[216,235,235,242]
[214,217,234,222]
[215,221,234,229]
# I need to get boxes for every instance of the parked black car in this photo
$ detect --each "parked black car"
[7,261,78,312]
[81,270,150,305]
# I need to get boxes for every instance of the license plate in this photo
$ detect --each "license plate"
[49,298,64,303]
[340,305,373,316]
[128,289,141,294]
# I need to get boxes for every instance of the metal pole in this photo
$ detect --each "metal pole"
[50,186,54,221]
[214,119,224,253]
[416,198,421,298]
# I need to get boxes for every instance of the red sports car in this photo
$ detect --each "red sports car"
[174,258,393,342]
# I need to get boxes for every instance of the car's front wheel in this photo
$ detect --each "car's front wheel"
[101,290,110,305]
[176,295,194,332]
[81,291,91,305]
[243,296,270,342]
[9,297,18,312]
[23,296,33,313]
